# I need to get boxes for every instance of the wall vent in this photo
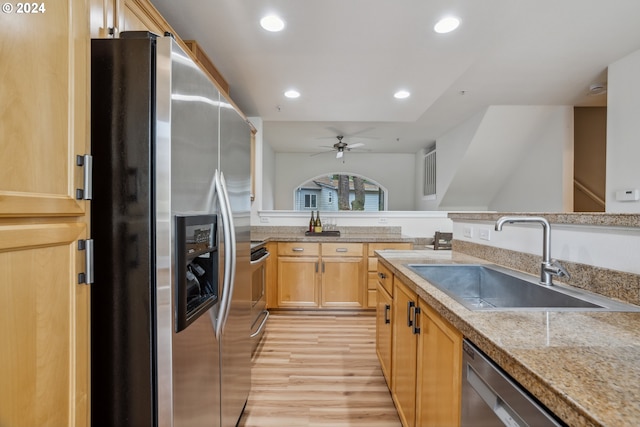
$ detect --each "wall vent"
[423,149,436,196]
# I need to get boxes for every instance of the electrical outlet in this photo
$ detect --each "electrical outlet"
[259,217,269,223]
[479,228,491,241]
[462,226,473,238]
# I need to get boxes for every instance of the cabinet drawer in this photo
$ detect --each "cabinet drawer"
[377,262,393,295]
[368,242,412,256]
[321,243,363,257]
[278,242,319,256]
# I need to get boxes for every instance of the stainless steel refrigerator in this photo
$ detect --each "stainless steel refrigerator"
[90,31,251,427]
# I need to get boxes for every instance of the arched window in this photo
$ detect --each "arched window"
[294,174,387,211]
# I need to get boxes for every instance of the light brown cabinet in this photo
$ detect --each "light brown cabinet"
[382,265,463,427]
[321,243,364,308]
[277,243,320,308]
[367,242,412,308]
[416,303,462,427]
[376,281,393,387]
[1,1,91,425]
[376,261,395,387]
[275,242,365,309]
[392,277,419,427]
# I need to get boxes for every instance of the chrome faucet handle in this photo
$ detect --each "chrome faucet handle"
[545,259,571,279]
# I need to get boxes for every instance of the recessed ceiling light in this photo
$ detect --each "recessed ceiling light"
[284,89,300,99]
[434,16,460,34]
[394,90,411,99]
[260,15,285,32]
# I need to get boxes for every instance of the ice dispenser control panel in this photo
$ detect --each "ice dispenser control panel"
[175,214,219,332]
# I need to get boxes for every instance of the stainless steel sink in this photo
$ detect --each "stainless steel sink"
[406,264,640,312]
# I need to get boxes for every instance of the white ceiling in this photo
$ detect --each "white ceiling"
[149,0,640,155]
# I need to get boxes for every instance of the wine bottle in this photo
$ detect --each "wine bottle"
[315,210,322,233]
[309,211,315,232]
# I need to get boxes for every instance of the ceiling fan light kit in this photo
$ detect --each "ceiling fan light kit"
[310,135,366,159]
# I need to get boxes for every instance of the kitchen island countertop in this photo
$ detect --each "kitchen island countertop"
[377,249,640,427]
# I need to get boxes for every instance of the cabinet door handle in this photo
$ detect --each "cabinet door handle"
[292,247,304,252]
[321,262,325,273]
[412,306,421,335]
[384,304,391,324]
[407,301,415,327]
[335,247,348,253]
[378,272,386,280]
[315,262,318,273]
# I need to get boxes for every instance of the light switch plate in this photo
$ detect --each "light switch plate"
[463,226,473,238]
[479,228,491,241]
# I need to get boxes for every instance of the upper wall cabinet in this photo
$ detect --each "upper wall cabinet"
[1,2,91,426]
[0,0,89,217]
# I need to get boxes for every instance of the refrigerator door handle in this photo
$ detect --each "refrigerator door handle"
[218,172,236,333]
[214,169,232,340]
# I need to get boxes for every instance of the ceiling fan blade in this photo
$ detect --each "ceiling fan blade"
[310,150,334,157]
[348,142,365,149]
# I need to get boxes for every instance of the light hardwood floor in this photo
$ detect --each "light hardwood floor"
[238,313,402,427]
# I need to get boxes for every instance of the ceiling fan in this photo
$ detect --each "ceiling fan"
[311,136,366,159]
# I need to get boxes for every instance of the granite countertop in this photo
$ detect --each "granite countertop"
[448,212,640,228]
[251,225,437,246]
[377,250,640,427]
[251,232,416,244]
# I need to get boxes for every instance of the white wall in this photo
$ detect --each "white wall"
[453,220,640,275]
[262,131,276,210]
[417,110,486,211]
[489,107,574,211]
[432,106,573,211]
[273,152,416,210]
[607,48,640,213]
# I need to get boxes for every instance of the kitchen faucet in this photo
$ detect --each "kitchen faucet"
[494,216,570,286]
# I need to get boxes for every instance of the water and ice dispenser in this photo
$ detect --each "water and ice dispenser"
[175,214,219,332]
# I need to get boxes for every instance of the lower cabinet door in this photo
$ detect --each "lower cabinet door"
[321,257,364,308]
[376,283,393,386]
[0,223,89,427]
[392,278,418,427]
[277,257,319,308]
[416,303,463,427]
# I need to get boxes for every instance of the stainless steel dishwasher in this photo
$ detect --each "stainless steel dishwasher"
[461,339,565,426]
